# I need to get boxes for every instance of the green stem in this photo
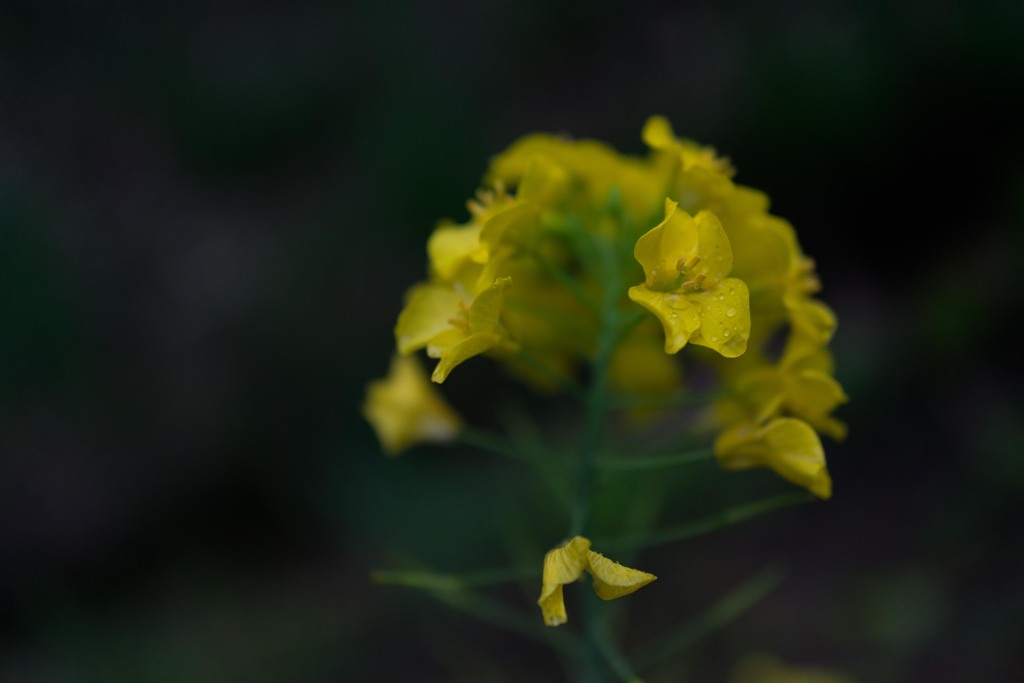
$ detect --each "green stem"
[593,612,642,682]
[371,565,540,590]
[570,235,621,537]
[595,449,715,472]
[458,427,523,460]
[595,492,814,553]
[431,589,581,656]
[633,563,787,671]
[579,584,608,683]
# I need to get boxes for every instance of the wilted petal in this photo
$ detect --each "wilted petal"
[538,536,591,626]
[586,551,657,601]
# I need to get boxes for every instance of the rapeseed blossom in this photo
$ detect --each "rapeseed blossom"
[368,115,844,496]
[364,117,847,643]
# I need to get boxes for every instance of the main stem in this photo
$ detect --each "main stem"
[570,234,621,538]
[570,233,624,683]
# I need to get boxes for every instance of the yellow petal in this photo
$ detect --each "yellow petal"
[479,203,540,252]
[538,536,592,626]
[628,284,702,354]
[468,276,512,333]
[787,370,848,423]
[586,550,657,600]
[691,210,734,282]
[427,223,485,281]
[687,278,750,358]
[421,277,513,384]
[785,295,836,346]
[431,330,502,383]
[538,584,569,627]
[362,355,462,455]
[633,205,734,291]
[715,418,832,499]
[641,115,677,150]
[633,200,695,290]
[394,284,464,355]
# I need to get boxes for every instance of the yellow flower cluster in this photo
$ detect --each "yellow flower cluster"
[365,116,846,497]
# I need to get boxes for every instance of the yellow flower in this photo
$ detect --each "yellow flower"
[394,277,516,384]
[628,199,751,357]
[362,355,462,455]
[714,417,832,499]
[728,336,848,441]
[538,536,656,626]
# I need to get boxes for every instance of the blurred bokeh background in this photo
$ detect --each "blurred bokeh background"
[2,0,1023,680]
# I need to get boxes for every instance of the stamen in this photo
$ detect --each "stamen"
[675,255,701,272]
[448,301,472,330]
[467,199,486,216]
[678,273,708,292]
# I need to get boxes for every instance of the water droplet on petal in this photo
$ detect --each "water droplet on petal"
[726,307,736,318]
[711,335,719,342]
[723,329,731,337]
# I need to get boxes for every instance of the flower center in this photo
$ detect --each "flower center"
[672,255,718,292]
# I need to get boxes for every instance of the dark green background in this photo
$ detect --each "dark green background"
[2,0,1023,680]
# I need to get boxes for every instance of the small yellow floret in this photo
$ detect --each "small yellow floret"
[629,201,751,357]
[362,355,462,455]
[537,536,656,626]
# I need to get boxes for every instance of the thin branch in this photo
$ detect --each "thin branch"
[595,492,814,553]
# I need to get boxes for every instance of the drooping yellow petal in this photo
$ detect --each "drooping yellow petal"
[786,370,848,428]
[431,331,504,383]
[715,418,832,499]
[586,550,657,600]
[687,278,751,358]
[538,536,591,626]
[362,355,462,455]
[627,284,702,354]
